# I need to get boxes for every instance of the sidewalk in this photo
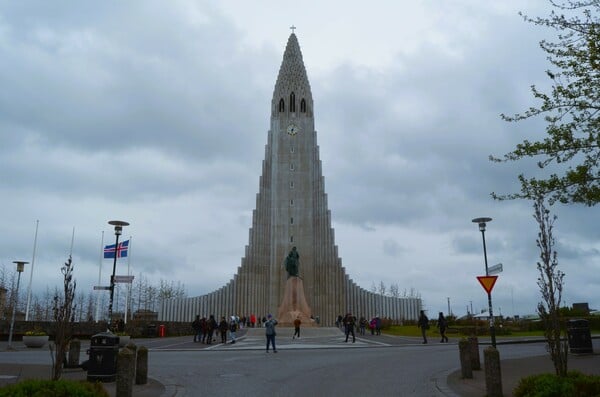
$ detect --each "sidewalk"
[447,351,600,397]
[0,363,165,397]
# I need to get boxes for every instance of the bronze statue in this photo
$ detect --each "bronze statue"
[285,247,300,278]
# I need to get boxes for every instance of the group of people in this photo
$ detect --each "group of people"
[192,314,238,345]
[417,310,449,344]
[336,314,382,337]
[191,313,283,350]
[192,310,449,348]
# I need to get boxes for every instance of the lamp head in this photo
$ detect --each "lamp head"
[472,217,492,232]
[12,261,28,273]
[108,220,129,236]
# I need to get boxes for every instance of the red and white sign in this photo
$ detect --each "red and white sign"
[477,276,498,294]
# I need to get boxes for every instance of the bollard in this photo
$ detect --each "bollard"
[468,336,481,370]
[116,347,135,397]
[126,342,137,380]
[458,339,473,379]
[67,339,80,368]
[136,346,148,385]
[484,346,503,397]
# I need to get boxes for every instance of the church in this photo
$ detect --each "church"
[159,33,422,326]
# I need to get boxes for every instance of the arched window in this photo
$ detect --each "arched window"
[279,98,285,112]
[290,92,296,112]
[300,99,306,113]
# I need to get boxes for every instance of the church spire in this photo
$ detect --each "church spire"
[272,33,313,115]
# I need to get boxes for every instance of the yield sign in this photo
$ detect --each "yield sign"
[477,276,498,294]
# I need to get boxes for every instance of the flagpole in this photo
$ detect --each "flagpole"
[95,231,104,323]
[69,227,75,257]
[25,220,39,321]
[124,236,132,325]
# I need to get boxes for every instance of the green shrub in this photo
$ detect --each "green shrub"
[514,371,600,397]
[0,379,109,397]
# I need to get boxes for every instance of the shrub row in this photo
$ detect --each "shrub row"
[514,371,600,397]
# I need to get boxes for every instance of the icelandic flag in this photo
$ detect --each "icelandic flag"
[104,240,129,259]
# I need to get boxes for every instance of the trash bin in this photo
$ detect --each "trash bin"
[145,323,157,337]
[567,319,593,354]
[86,332,120,382]
[158,324,166,337]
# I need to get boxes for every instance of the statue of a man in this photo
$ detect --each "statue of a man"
[285,246,300,278]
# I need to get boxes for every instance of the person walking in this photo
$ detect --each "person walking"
[437,312,449,343]
[265,314,278,353]
[359,316,366,336]
[219,316,228,344]
[418,310,429,344]
[206,315,217,345]
[343,312,356,343]
[192,315,201,342]
[293,316,301,339]
[230,317,238,344]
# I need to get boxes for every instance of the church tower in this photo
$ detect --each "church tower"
[159,33,421,326]
[235,32,345,321]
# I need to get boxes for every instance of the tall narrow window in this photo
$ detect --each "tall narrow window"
[290,236,294,243]
[279,98,285,112]
[290,181,294,188]
[290,147,295,153]
[290,199,294,206]
[300,98,306,113]
[290,92,296,112]
[290,163,294,171]
[290,217,294,225]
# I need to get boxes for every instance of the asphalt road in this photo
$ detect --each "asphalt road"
[143,327,549,397]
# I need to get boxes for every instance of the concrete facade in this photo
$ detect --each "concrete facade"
[159,34,421,326]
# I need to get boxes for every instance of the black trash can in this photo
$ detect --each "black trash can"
[86,332,120,382]
[145,323,157,337]
[567,319,593,354]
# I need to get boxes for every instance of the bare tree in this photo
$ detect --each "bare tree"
[50,256,77,380]
[534,195,568,376]
[389,283,400,298]
[378,281,387,296]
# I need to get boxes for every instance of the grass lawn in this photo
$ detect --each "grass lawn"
[382,325,547,338]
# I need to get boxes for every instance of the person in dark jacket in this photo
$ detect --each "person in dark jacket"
[192,315,201,342]
[206,315,217,345]
[265,314,278,353]
[418,310,429,344]
[343,312,356,343]
[219,316,228,344]
[437,312,449,343]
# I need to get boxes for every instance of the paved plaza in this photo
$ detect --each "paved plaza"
[0,328,598,396]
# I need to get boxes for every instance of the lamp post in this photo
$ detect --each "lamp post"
[472,217,496,348]
[108,220,129,331]
[7,261,28,350]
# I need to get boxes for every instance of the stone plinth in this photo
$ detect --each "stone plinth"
[277,277,315,326]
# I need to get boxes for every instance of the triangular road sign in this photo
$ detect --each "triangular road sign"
[477,275,498,294]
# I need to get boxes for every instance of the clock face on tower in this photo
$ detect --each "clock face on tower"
[286,123,300,136]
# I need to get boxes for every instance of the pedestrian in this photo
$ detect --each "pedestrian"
[359,316,366,336]
[369,317,376,335]
[293,316,301,339]
[206,315,217,345]
[219,316,228,344]
[192,315,201,343]
[230,317,238,344]
[375,316,381,336]
[418,310,429,344]
[265,314,278,353]
[437,312,449,343]
[343,312,356,343]
[200,316,207,343]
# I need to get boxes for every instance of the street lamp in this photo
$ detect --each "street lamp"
[7,261,28,350]
[108,220,129,331]
[472,217,496,348]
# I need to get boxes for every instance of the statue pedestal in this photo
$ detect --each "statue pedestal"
[277,277,315,327]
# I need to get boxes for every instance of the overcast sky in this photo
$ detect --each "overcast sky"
[1,1,598,319]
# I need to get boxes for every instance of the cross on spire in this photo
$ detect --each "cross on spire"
[290,25,296,34]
